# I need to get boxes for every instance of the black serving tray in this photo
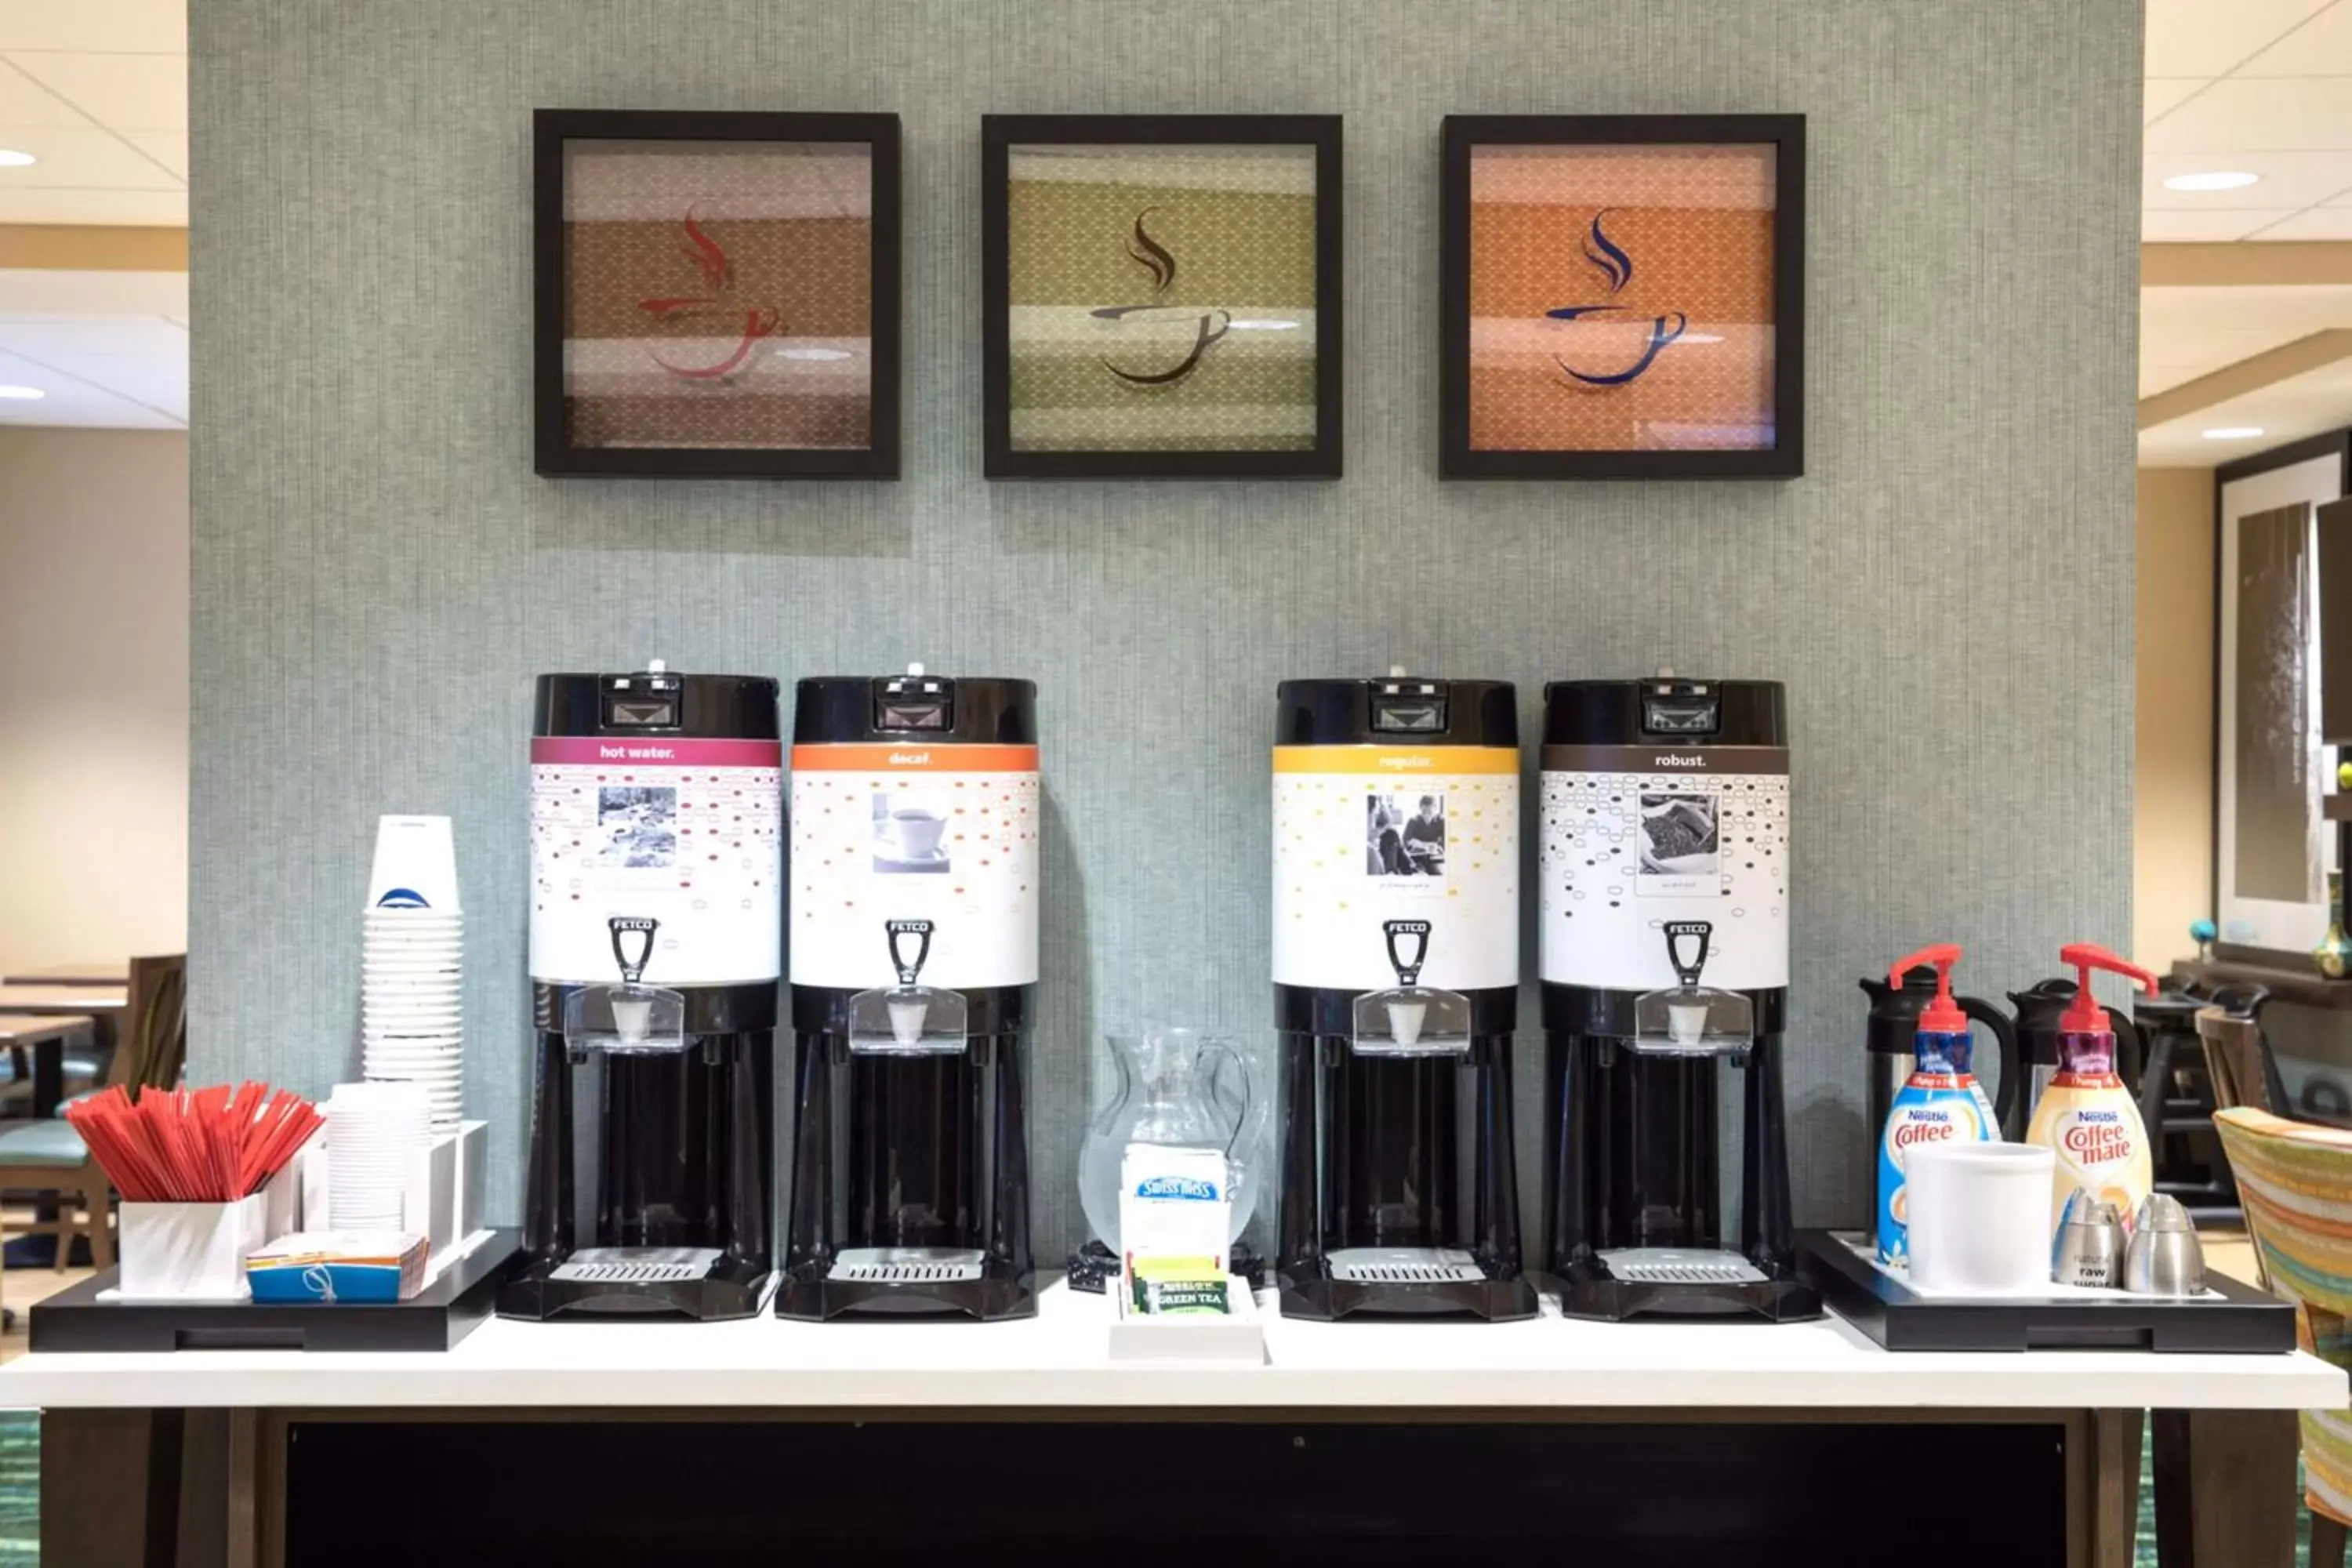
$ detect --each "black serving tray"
[29,1230,522,1353]
[1795,1229,2295,1353]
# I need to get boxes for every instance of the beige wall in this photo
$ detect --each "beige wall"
[0,428,187,967]
[2135,466,2216,971]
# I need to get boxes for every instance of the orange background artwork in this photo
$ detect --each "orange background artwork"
[1468,144,1777,452]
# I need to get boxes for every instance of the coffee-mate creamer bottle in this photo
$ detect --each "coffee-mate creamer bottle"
[1877,944,1999,1266]
[2023,943,2160,1236]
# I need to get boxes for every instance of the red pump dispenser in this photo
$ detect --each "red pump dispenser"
[2056,943,2158,1034]
[1886,943,1967,1034]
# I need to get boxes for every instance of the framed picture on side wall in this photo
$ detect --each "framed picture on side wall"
[533,109,902,478]
[982,114,1343,479]
[2213,429,2352,963]
[1439,114,1805,480]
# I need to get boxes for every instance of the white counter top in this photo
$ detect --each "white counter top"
[2,1283,2340,1413]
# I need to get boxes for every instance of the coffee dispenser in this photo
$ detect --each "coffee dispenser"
[1539,674,1820,1322]
[501,662,782,1321]
[779,667,1038,1320]
[1272,673,1537,1321]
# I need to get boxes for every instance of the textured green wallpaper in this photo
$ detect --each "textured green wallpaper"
[190,0,2142,1254]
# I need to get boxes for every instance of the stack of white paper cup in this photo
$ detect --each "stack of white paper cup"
[361,815,463,1131]
[325,1080,431,1231]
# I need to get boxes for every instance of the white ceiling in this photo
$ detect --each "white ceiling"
[0,0,185,429]
[2140,0,2352,461]
[2145,0,2352,242]
[0,0,184,227]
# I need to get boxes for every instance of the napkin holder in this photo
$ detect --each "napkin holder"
[117,1193,273,1301]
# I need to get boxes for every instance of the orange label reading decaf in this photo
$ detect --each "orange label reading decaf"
[789,743,1039,773]
[1272,745,1518,775]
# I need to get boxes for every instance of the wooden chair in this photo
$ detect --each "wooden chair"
[0,955,185,1273]
[2212,1108,2352,1566]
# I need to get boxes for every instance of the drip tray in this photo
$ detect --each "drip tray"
[827,1247,985,1285]
[1327,1247,1486,1286]
[549,1247,723,1285]
[1597,1247,1768,1286]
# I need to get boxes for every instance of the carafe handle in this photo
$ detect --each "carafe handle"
[1958,995,2021,1129]
[1194,1039,1254,1160]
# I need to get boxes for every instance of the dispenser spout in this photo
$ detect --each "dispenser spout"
[2056,942,2158,1033]
[887,994,930,1048]
[1886,942,1967,1033]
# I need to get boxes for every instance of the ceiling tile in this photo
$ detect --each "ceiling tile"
[2146,77,2352,152]
[2238,0,2352,73]
[118,129,181,180]
[5,52,184,132]
[0,187,185,223]
[0,1,183,54]
[0,317,186,361]
[2143,207,2304,240]
[2146,79,2212,123]
[2144,148,2352,208]
[0,57,82,127]
[2146,0,2337,77]
[0,124,180,187]
[2250,206,2352,238]
[0,343,168,424]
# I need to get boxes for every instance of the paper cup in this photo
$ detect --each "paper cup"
[366,815,462,913]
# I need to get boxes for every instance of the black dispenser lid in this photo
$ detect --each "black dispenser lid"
[1275,674,1517,747]
[794,668,1038,746]
[534,666,780,741]
[1542,676,1785,749]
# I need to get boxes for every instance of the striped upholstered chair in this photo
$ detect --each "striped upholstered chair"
[2213,1107,2352,1563]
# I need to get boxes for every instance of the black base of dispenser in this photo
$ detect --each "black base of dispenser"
[496,1256,774,1323]
[774,1258,1035,1322]
[1546,1255,1822,1324]
[1278,1261,1538,1323]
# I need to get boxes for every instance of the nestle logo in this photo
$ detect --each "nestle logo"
[1654,754,1704,768]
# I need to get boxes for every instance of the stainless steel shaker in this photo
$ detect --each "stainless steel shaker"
[2123,1193,2205,1296]
[2051,1186,2125,1287]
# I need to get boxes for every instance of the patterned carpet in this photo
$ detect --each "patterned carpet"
[0,1410,33,1564]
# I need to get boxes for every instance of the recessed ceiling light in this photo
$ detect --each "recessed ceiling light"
[0,150,34,169]
[2164,170,2260,192]
[2202,426,2265,440]
[0,386,44,401]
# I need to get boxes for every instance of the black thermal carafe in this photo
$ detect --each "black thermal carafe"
[1539,674,1820,1322]
[1272,673,1537,1320]
[499,662,781,1321]
[778,667,1036,1320]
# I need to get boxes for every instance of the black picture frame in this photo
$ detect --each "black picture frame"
[1439,114,1806,481]
[533,108,902,480]
[981,114,1343,481]
[2209,428,2352,965]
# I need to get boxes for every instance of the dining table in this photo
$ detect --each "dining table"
[0,985,126,1117]
[1,961,129,988]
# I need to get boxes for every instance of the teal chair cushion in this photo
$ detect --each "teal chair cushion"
[48,1089,102,1120]
[0,1120,89,1167]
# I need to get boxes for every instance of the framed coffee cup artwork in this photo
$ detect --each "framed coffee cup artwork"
[533,109,902,479]
[982,114,1344,480]
[1439,114,1805,481]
